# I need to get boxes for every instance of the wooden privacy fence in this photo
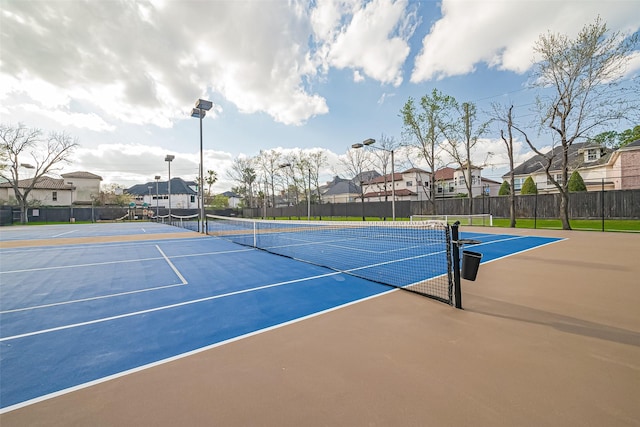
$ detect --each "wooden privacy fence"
[249,189,640,220]
[2,189,637,225]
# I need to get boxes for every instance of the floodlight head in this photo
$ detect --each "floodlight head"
[195,99,213,111]
[279,163,292,168]
[191,108,205,119]
[363,138,375,146]
[155,175,161,180]
[165,155,175,162]
[351,143,364,149]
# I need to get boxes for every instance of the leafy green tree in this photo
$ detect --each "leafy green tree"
[401,89,457,214]
[568,171,587,192]
[498,181,511,196]
[210,194,229,209]
[515,18,638,230]
[619,125,640,147]
[591,126,640,148]
[520,176,538,194]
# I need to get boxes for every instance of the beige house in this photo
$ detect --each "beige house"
[0,171,102,206]
[361,166,500,202]
[62,171,103,204]
[504,140,640,193]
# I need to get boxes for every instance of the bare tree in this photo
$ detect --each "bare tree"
[307,150,328,206]
[293,152,312,218]
[401,89,457,214]
[525,17,639,230]
[440,101,488,214]
[0,123,78,223]
[255,149,282,211]
[370,135,397,200]
[490,104,517,227]
[226,157,256,208]
[339,147,372,220]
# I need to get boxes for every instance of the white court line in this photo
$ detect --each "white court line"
[0,282,187,314]
[0,256,165,275]
[0,246,192,313]
[0,288,395,415]
[0,247,252,274]
[155,245,187,285]
[51,230,78,238]
[0,271,343,342]
[0,236,208,254]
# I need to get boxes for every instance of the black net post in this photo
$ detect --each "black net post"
[451,221,463,309]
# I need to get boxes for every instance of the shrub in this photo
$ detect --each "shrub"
[498,181,511,195]
[568,171,587,192]
[521,176,538,194]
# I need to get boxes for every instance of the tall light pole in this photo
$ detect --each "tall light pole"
[352,138,396,221]
[307,166,311,221]
[154,175,161,218]
[279,163,292,220]
[191,98,213,234]
[165,155,174,222]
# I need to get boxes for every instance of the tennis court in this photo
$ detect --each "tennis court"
[1,222,639,426]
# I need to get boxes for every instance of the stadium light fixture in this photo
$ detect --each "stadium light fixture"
[154,175,161,217]
[352,138,396,221]
[165,155,175,221]
[191,98,213,234]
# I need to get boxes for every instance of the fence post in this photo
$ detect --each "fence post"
[451,221,463,309]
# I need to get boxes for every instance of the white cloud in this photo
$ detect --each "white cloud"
[0,0,331,128]
[411,0,640,82]
[0,0,423,133]
[312,0,419,87]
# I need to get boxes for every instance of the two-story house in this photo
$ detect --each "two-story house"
[0,171,102,206]
[361,166,500,201]
[504,140,640,193]
[127,177,199,209]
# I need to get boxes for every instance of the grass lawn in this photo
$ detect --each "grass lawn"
[491,218,640,232]
[271,216,639,232]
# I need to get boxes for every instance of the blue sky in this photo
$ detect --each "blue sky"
[1,0,639,192]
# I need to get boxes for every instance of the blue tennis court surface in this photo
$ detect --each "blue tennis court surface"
[0,223,561,411]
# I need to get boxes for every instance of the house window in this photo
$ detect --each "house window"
[190,195,195,203]
[52,191,57,201]
[587,149,598,161]
[547,174,563,185]
[406,181,413,187]
[514,178,524,191]
[437,185,443,194]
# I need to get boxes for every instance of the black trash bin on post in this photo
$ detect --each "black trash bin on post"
[461,250,482,281]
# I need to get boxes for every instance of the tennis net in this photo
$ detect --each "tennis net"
[206,215,454,303]
[156,213,200,231]
[410,214,493,226]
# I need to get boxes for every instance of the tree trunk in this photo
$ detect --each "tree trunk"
[20,201,28,224]
[559,190,571,230]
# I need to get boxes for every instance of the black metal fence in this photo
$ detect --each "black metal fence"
[245,189,640,220]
